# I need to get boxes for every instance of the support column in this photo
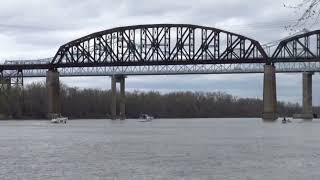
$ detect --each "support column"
[119,76,126,120]
[0,76,11,118]
[262,64,277,121]
[110,75,126,120]
[0,75,6,118]
[46,70,61,119]
[5,77,11,90]
[303,72,313,118]
[111,75,117,120]
[293,72,314,119]
[299,72,314,120]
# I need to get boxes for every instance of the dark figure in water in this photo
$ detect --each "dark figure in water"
[282,117,292,123]
[282,117,286,124]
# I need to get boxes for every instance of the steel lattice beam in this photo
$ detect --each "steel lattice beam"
[51,24,268,67]
[272,30,320,63]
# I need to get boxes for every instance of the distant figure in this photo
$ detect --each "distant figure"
[282,117,292,124]
[282,117,286,124]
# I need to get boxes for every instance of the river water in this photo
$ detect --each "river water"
[0,118,319,180]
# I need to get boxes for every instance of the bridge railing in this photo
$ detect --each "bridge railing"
[1,61,319,78]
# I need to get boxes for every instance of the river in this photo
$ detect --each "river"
[0,118,319,180]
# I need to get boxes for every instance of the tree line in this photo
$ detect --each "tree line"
[0,82,313,119]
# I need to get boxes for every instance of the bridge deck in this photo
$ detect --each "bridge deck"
[1,62,319,78]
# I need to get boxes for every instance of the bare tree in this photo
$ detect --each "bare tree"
[0,83,303,119]
[285,0,320,31]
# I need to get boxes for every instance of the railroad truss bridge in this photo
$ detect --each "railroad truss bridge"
[1,24,319,120]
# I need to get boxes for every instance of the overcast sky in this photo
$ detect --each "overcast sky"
[0,0,319,105]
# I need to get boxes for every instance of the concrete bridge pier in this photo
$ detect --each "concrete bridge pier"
[262,64,278,121]
[46,69,61,119]
[119,76,126,120]
[111,75,117,120]
[111,75,126,120]
[302,72,314,119]
[294,72,314,120]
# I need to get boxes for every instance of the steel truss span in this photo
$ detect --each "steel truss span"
[52,24,267,67]
[1,24,320,73]
[272,30,320,63]
[2,62,319,78]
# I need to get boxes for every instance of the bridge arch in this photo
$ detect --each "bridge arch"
[272,30,320,62]
[52,24,268,67]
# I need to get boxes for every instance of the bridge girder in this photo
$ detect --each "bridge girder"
[272,30,320,63]
[2,61,320,78]
[52,24,268,67]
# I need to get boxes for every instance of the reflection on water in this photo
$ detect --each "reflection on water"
[0,118,319,180]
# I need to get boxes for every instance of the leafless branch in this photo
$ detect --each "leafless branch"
[285,0,320,32]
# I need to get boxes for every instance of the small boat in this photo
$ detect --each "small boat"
[51,114,68,124]
[282,117,292,124]
[139,114,154,122]
[282,117,287,124]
